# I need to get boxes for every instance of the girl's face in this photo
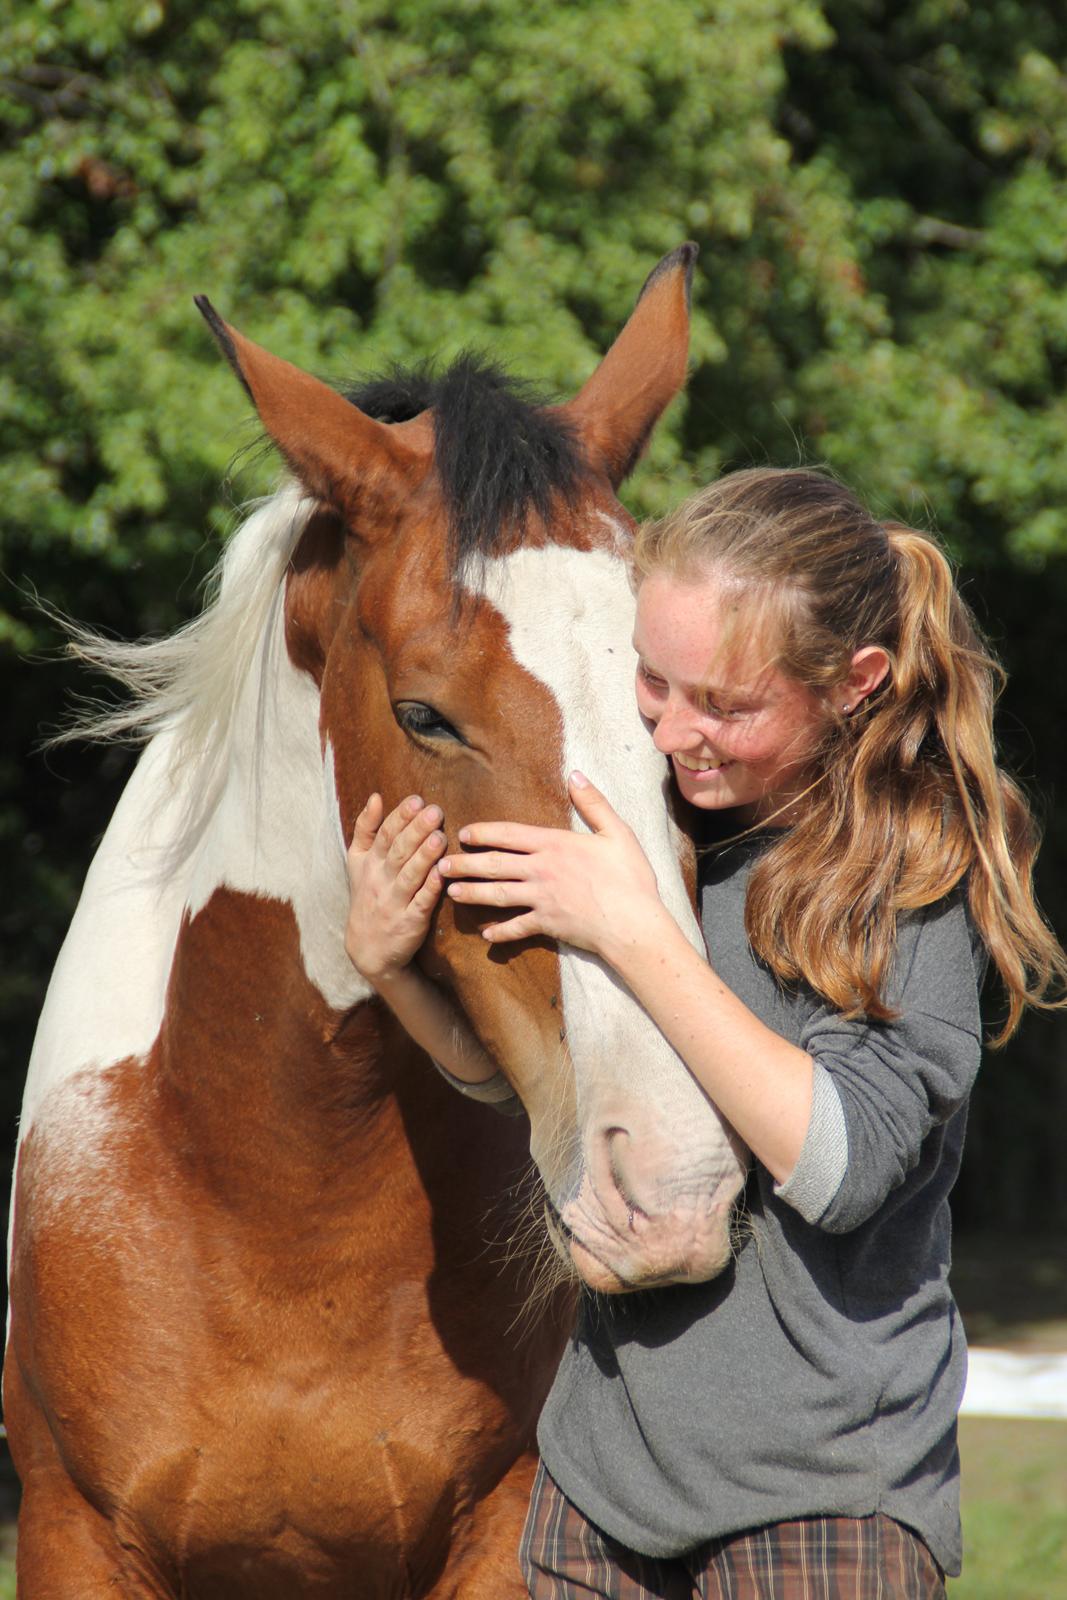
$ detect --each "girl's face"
[633,570,829,824]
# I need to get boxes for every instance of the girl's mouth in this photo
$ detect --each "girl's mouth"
[673,753,732,775]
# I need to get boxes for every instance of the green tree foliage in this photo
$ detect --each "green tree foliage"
[2,0,1065,1224]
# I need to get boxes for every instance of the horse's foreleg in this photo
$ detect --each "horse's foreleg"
[6,1360,169,1599]
[429,1454,538,1600]
[15,1468,170,1598]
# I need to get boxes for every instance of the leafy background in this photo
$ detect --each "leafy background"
[2,0,1066,1249]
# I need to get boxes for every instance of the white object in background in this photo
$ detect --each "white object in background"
[962,1348,1067,1420]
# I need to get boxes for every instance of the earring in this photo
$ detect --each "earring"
[842,703,851,714]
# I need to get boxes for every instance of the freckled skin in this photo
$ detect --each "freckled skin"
[633,573,831,823]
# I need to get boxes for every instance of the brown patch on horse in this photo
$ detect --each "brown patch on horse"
[314,514,579,1132]
[278,398,597,1132]
[285,506,349,684]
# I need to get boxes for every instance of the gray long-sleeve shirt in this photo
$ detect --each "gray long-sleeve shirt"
[537,834,985,1576]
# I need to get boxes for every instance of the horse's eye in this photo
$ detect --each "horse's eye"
[394,701,465,744]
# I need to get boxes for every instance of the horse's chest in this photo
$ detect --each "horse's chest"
[78,1295,516,1594]
[12,1083,534,1592]
[140,1374,483,1591]
[60,1247,510,1579]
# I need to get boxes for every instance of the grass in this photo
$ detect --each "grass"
[949,1233,1067,1595]
[0,1526,12,1599]
[953,1418,1067,1598]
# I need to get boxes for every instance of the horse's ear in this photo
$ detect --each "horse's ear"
[562,244,697,488]
[195,297,431,523]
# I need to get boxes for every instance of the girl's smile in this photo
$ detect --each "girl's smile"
[672,752,732,773]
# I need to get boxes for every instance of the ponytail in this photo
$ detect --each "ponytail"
[881,525,1064,1043]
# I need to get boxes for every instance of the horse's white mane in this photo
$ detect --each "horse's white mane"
[59,480,314,862]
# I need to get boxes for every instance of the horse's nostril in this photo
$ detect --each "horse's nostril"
[603,1126,651,1225]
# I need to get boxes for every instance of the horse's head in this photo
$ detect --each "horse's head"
[198,248,748,1292]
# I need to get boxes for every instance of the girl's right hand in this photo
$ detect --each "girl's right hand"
[344,794,447,987]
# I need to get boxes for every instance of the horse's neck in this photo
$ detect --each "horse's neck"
[159,598,388,1130]
[22,598,377,1157]
[182,593,371,1018]
[159,885,414,1212]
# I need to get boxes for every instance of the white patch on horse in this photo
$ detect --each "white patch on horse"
[17,491,369,1167]
[18,726,193,1150]
[11,727,194,1295]
[470,544,742,1212]
[18,1073,129,1228]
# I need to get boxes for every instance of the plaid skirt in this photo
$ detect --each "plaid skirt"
[519,1461,946,1600]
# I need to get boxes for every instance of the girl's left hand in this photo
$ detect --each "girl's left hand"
[438,772,665,959]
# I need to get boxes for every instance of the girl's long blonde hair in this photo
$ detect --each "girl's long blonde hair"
[633,466,1066,1045]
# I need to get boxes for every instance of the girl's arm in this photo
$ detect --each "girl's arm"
[439,774,814,1182]
[369,965,503,1089]
[345,794,500,1087]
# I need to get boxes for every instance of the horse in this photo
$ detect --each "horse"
[5,244,747,1597]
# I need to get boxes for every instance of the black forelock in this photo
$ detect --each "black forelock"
[342,365,438,425]
[342,352,590,578]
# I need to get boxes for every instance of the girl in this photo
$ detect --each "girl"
[344,466,1065,1599]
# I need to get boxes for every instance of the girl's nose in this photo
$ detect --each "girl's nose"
[651,703,695,754]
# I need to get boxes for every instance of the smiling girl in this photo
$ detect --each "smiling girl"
[344,466,1066,1598]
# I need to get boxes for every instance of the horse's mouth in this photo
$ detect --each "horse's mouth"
[542,1195,574,1259]
[542,1196,648,1294]
[543,1189,736,1294]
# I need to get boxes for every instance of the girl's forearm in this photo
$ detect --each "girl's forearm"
[603,907,814,1184]
[372,966,500,1085]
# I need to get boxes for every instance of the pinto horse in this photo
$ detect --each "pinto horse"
[6,246,746,1597]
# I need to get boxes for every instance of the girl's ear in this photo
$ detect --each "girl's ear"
[841,645,891,711]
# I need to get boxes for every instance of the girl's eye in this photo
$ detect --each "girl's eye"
[700,699,746,719]
[394,701,465,745]
[638,664,667,692]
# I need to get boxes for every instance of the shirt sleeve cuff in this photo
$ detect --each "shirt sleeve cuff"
[429,1059,524,1116]
[773,1058,848,1223]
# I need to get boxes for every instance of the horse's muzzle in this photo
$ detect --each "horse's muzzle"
[546,1123,745,1292]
